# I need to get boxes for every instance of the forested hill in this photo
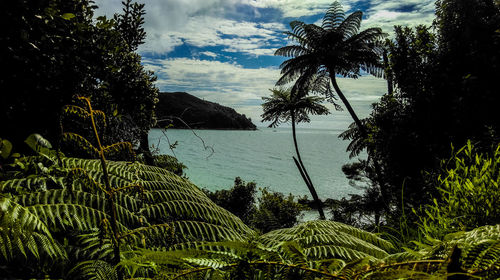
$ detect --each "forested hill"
[155,92,257,130]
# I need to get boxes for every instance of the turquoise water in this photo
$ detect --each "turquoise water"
[149,127,364,200]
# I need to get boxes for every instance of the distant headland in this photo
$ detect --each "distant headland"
[155,92,257,130]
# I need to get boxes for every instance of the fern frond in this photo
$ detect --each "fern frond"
[304,244,375,261]
[138,180,203,195]
[25,203,127,232]
[70,231,115,261]
[0,176,64,194]
[18,189,142,228]
[261,220,394,253]
[300,232,390,259]
[0,196,65,261]
[119,223,174,248]
[169,221,249,244]
[140,200,250,233]
[142,190,212,205]
[322,1,344,30]
[62,105,90,119]
[62,133,100,158]
[68,260,118,280]
[102,142,136,161]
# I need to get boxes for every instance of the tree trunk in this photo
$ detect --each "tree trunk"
[291,111,326,220]
[140,131,154,165]
[383,50,393,96]
[330,77,367,136]
[330,75,391,212]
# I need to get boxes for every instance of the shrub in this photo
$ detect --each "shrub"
[152,154,186,176]
[251,188,307,233]
[418,140,500,238]
[203,177,257,225]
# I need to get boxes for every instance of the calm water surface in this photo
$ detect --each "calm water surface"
[149,127,364,200]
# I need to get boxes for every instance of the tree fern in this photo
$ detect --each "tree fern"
[260,220,394,259]
[0,196,65,261]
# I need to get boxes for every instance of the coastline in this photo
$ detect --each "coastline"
[152,126,258,131]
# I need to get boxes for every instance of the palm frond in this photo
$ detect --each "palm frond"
[322,1,345,30]
[338,11,363,40]
[274,45,309,58]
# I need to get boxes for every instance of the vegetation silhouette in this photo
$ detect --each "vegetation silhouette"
[339,0,500,227]
[261,88,329,220]
[0,0,158,162]
[274,1,390,215]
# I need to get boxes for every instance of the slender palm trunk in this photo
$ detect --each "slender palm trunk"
[330,75,390,214]
[383,50,393,96]
[330,77,367,136]
[291,111,325,220]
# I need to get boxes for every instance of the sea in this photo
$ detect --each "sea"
[149,127,365,202]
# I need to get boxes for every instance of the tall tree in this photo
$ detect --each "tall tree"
[274,1,388,206]
[275,1,386,137]
[261,88,329,219]
[341,0,500,227]
[0,0,158,158]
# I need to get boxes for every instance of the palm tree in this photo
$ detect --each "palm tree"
[275,1,386,137]
[275,2,389,209]
[261,88,329,220]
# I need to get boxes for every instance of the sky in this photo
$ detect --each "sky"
[94,0,435,130]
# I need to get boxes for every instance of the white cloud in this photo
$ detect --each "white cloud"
[362,0,435,34]
[242,0,348,18]
[200,51,218,58]
[142,16,285,55]
[94,0,286,55]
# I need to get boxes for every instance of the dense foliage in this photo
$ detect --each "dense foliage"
[339,0,500,226]
[0,98,252,278]
[204,177,307,233]
[419,141,500,239]
[0,0,158,153]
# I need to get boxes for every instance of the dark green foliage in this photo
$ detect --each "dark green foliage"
[152,154,187,176]
[340,0,500,228]
[204,177,257,225]
[0,0,158,150]
[251,188,306,233]
[120,220,397,279]
[0,122,254,279]
[419,141,500,239]
[114,0,146,52]
[204,178,306,233]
